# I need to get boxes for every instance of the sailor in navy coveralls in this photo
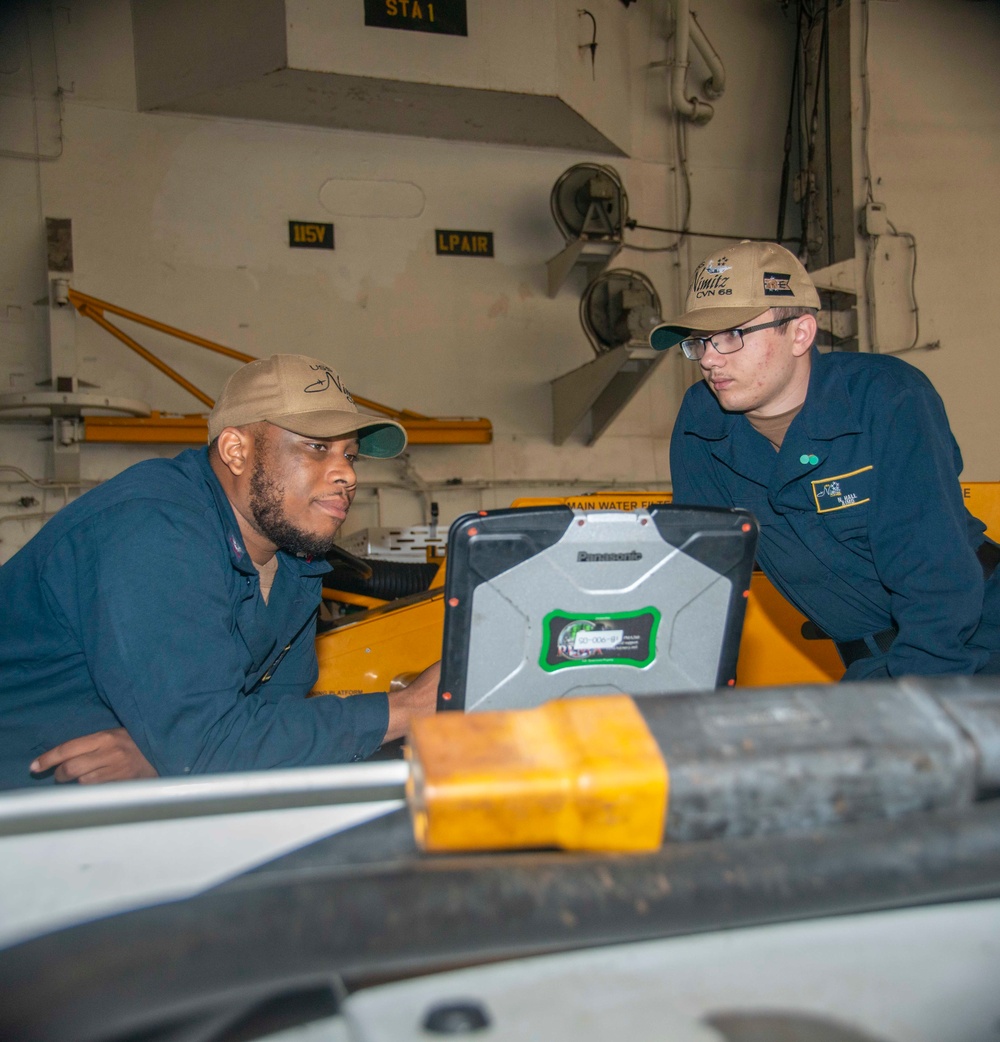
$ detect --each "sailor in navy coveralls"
[0,355,440,787]
[652,241,1000,680]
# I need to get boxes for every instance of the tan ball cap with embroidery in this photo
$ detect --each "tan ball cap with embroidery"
[208,354,407,459]
[649,240,821,350]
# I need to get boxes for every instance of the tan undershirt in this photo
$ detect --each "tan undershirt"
[257,554,279,604]
[746,402,804,451]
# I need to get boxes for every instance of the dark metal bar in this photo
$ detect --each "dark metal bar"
[2,800,1000,1042]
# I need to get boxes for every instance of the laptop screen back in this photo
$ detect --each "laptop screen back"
[437,503,758,712]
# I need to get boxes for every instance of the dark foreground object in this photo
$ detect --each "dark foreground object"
[2,796,1000,1041]
[4,675,1000,1041]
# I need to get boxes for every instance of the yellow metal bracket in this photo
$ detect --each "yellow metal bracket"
[68,289,492,445]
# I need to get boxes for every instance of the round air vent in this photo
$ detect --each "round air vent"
[550,164,628,242]
[580,269,662,355]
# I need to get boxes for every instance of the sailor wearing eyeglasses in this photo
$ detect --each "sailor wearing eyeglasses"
[652,239,1000,680]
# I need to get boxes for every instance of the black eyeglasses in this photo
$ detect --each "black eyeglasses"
[680,317,792,361]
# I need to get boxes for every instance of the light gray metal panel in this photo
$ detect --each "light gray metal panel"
[343,898,1000,1042]
[0,763,407,949]
[131,1,629,154]
[465,510,730,710]
[0,801,402,951]
[551,344,665,445]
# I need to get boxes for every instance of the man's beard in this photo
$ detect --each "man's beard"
[248,454,338,558]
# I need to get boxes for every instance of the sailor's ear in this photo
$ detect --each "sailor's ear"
[215,427,254,477]
[790,313,818,357]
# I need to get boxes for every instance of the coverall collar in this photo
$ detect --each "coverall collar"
[678,349,863,487]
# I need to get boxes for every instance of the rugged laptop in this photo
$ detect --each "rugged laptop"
[437,503,758,712]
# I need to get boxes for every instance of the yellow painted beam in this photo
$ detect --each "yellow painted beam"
[68,289,492,444]
[84,413,493,446]
[84,413,208,444]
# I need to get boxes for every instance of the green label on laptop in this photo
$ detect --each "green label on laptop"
[540,608,660,671]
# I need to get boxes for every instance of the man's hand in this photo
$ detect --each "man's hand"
[30,728,158,785]
[384,661,440,743]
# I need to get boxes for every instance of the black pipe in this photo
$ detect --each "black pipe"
[776,2,803,244]
[323,558,440,601]
[822,0,836,267]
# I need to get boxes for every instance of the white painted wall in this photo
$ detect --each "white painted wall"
[851,0,1000,478]
[1,0,996,565]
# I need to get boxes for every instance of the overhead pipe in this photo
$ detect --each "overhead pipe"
[689,10,725,100]
[671,0,714,124]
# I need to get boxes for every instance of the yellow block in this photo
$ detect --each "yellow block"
[406,695,668,854]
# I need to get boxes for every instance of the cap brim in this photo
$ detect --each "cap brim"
[356,420,407,459]
[650,306,771,352]
[269,411,408,459]
[649,325,687,351]
[663,305,772,337]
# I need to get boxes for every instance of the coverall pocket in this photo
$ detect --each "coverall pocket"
[809,504,874,576]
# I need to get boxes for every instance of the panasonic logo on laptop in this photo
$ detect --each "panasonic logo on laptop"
[576,551,643,563]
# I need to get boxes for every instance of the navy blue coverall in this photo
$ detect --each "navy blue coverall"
[670,349,1000,679]
[0,447,389,789]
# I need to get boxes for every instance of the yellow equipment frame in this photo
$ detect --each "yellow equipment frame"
[315,484,1000,695]
[67,289,493,446]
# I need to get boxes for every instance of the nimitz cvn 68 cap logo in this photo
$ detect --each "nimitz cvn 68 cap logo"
[692,256,731,298]
[577,551,643,562]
